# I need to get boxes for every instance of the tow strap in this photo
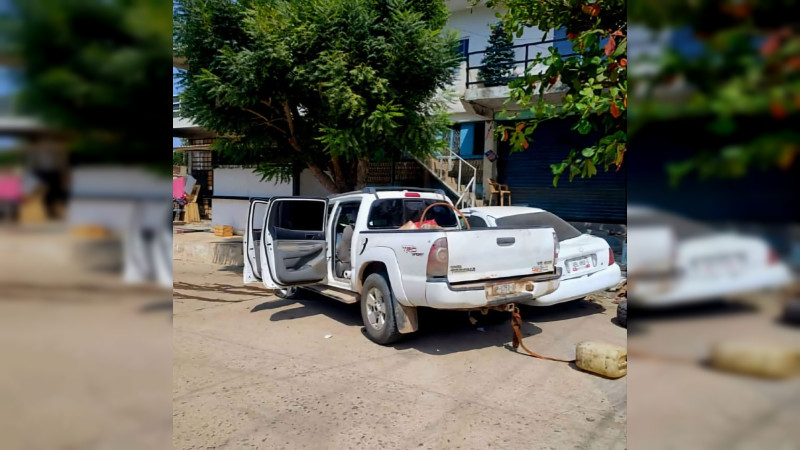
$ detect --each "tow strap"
[510,306,576,363]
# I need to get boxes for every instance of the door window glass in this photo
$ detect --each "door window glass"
[273,201,325,231]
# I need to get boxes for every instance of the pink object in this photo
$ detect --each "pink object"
[0,174,22,201]
[173,177,186,199]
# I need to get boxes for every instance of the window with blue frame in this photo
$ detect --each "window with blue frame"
[456,39,469,61]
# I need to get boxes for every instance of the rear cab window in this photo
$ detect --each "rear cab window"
[367,199,457,229]
[495,212,581,241]
[465,215,488,228]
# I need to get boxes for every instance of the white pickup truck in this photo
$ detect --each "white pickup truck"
[243,188,561,344]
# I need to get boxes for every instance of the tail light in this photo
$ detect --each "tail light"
[608,248,615,265]
[427,237,448,278]
[553,231,559,263]
[767,249,779,265]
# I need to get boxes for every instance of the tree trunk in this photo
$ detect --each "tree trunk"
[305,163,341,194]
[355,159,369,190]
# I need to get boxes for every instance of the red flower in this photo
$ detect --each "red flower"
[610,102,620,118]
[770,102,787,119]
[604,36,616,57]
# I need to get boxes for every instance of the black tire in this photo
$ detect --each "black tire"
[274,286,301,299]
[782,299,800,325]
[616,300,627,328]
[360,273,402,345]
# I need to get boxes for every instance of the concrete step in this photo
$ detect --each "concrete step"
[173,231,243,266]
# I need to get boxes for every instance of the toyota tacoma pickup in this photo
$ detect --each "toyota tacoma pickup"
[244,188,561,344]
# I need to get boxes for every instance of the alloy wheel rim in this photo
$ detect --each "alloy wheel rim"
[365,287,387,330]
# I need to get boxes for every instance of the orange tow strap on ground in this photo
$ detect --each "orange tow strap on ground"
[510,306,576,363]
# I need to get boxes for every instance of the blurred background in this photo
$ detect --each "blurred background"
[0,0,172,448]
[627,0,800,448]
[1,0,799,448]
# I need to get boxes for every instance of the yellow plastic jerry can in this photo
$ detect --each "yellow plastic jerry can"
[575,341,628,378]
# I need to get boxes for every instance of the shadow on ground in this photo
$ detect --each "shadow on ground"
[250,290,606,356]
[173,281,265,302]
[218,265,243,274]
[251,290,363,327]
[140,299,173,313]
[626,299,759,335]
[520,300,606,322]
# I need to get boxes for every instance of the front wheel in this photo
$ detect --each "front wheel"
[274,286,300,299]
[360,273,401,345]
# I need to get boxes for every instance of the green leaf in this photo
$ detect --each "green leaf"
[586,158,597,176]
[569,164,580,181]
[577,119,592,134]
[581,147,595,158]
[612,39,627,58]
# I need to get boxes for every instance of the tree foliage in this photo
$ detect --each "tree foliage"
[172,151,185,167]
[628,1,799,184]
[479,22,515,86]
[1,0,172,173]
[174,0,460,193]
[484,0,627,186]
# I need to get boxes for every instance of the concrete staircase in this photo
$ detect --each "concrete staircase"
[418,150,484,208]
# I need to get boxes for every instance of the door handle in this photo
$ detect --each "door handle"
[497,237,515,246]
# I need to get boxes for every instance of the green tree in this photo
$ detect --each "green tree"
[172,151,185,167]
[628,1,799,184]
[1,0,172,173]
[484,0,627,186]
[173,0,460,193]
[479,22,516,86]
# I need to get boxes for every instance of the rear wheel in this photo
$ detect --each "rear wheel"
[361,273,401,345]
[275,286,300,299]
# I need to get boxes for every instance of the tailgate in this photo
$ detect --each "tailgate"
[445,228,556,283]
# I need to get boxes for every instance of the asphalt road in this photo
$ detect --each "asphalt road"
[173,260,627,450]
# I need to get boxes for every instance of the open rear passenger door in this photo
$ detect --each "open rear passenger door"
[243,198,270,283]
[261,197,328,288]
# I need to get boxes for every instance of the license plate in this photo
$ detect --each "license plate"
[695,255,743,277]
[492,282,516,296]
[568,256,593,273]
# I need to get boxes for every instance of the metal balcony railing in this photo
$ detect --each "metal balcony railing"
[465,38,573,89]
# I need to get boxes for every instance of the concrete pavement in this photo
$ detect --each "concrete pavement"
[173,260,627,450]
